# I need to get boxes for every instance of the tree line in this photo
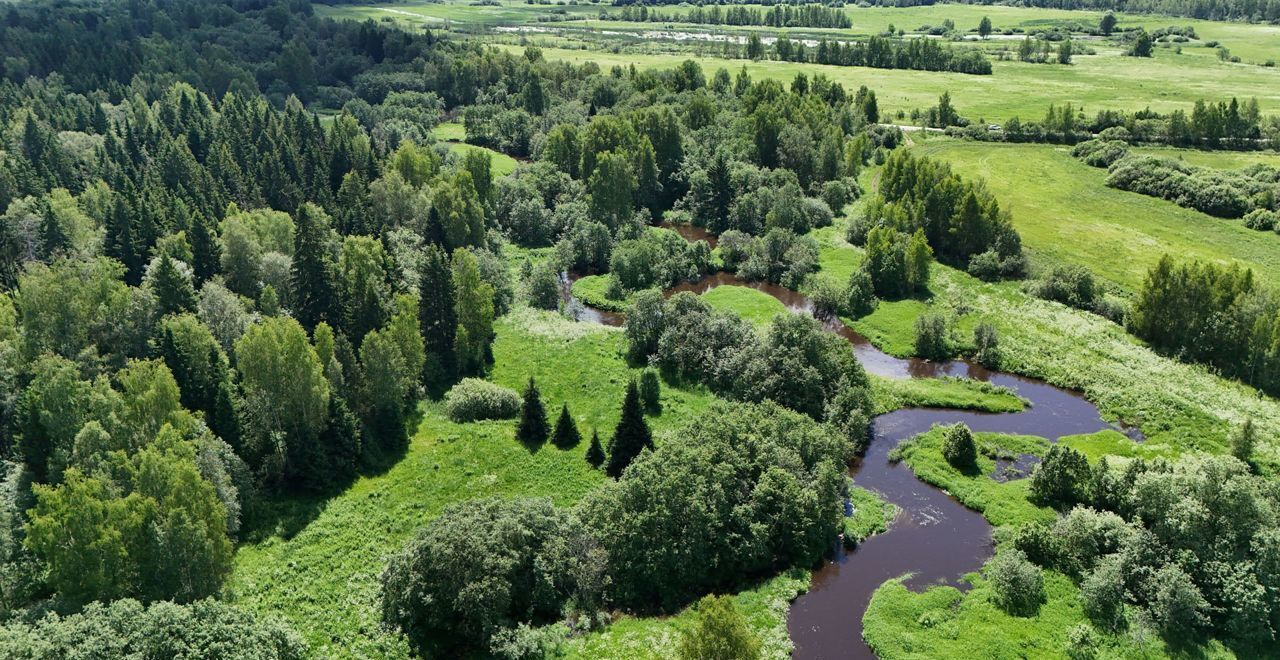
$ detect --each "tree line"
[749,34,993,75]
[603,3,853,28]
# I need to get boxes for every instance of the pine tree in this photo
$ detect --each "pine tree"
[291,203,342,330]
[606,380,653,478]
[188,212,220,285]
[585,430,605,468]
[419,245,457,393]
[516,377,549,445]
[152,253,197,317]
[551,404,581,449]
[38,198,69,259]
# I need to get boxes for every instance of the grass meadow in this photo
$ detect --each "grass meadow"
[907,138,1280,291]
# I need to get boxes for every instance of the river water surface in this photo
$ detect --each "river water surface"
[560,260,1133,659]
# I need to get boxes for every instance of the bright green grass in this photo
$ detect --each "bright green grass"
[432,120,466,141]
[908,138,1280,291]
[229,309,720,657]
[570,274,628,312]
[872,375,1026,414]
[1059,428,1178,463]
[844,484,899,545]
[445,141,519,176]
[562,569,809,659]
[700,284,788,329]
[891,428,1056,528]
[497,41,1280,122]
[815,216,1280,469]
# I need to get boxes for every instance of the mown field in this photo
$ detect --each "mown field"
[906,138,1280,291]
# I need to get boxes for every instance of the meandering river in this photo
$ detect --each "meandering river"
[559,240,1135,658]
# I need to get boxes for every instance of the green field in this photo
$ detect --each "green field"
[494,42,1280,124]
[906,138,1280,291]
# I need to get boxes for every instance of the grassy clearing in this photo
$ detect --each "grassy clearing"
[700,284,788,329]
[845,484,899,545]
[1129,144,1280,169]
[432,120,466,141]
[909,138,1280,291]
[229,309,720,657]
[562,569,810,660]
[570,274,630,312]
[444,141,519,176]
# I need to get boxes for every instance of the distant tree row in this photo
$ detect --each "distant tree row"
[750,34,993,75]
[604,3,852,28]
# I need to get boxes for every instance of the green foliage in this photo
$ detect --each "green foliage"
[677,595,762,660]
[913,312,951,360]
[0,598,306,659]
[444,378,521,423]
[25,427,232,606]
[516,377,550,446]
[606,380,653,478]
[639,368,661,414]
[527,264,561,311]
[985,549,1045,616]
[452,248,495,377]
[1030,445,1091,507]
[941,423,978,469]
[551,404,582,449]
[585,430,606,468]
[380,497,587,654]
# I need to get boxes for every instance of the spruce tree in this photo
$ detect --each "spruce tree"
[551,403,581,449]
[188,211,220,285]
[516,377,549,445]
[419,245,457,393]
[606,380,653,478]
[291,203,342,330]
[38,198,69,259]
[152,253,197,317]
[585,430,605,468]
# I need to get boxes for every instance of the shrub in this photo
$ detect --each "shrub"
[844,269,876,318]
[941,423,977,469]
[1242,208,1277,231]
[444,378,521,422]
[1071,139,1129,168]
[973,322,999,367]
[984,549,1044,616]
[1079,555,1127,631]
[1029,265,1098,310]
[380,497,588,653]
[1030,445,1090,507]
[639,368,661,414]
[0,598,306,659]
[913,313,950,360]
[678,595,762,660]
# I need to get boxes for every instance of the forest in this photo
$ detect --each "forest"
[2,0,1280,658]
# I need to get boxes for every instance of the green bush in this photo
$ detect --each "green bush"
[941,423,977,469]
[984,549,1044,616]
[443,378,521,422]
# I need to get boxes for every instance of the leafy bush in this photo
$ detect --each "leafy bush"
[1029,444,1090,507]
[913,313,951,360]
[984,549,1045,616]
[0,598,306,659]
[443,378,521,422]
[941,423,977,469]
[1070,139,1129,168]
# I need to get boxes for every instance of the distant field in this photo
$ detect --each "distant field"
[908,138,1280,291]
[319,2,1280,64]
[489,42,1280,123]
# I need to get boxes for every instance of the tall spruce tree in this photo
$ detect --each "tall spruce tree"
[419,245,457,393]
[586,429,605,468]
[152,253,197,317]
[291,203,342,330]
[516,377,549,445]
[551,403,581,449]
[188,211,220,285]
[606,380,653,478]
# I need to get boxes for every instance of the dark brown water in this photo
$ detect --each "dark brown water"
[562,265,1137,659]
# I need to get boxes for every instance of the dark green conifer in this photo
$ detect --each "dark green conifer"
[551,404,581,449]
[152,253,197,317]
[516,377,549,445]
[606,380,653,478]
[585,430,605,468]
